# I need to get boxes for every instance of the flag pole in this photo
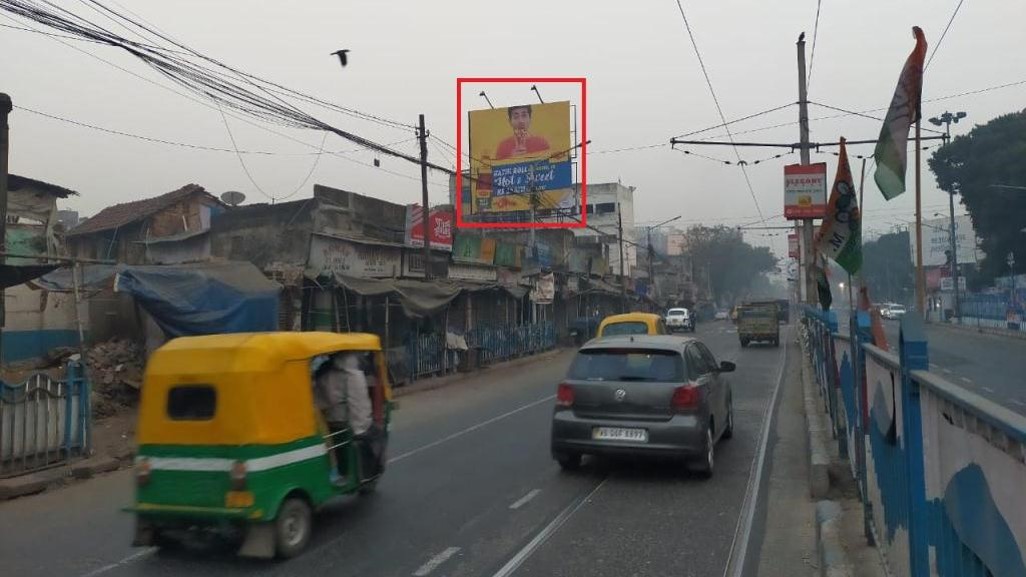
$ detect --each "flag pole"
[914,118,926,317]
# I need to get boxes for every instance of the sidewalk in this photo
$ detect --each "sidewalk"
[756,333,886,577]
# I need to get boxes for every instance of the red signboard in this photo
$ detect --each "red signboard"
[788,233,799,258]
[784,163,828,219]
[405,205,453,252]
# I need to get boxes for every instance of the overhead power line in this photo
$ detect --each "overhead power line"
[925,0,966,72]
[807,0,823,91]
[673,0,765,221]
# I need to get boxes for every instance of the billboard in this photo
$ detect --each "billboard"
[784,163,828,219]
[666,233,686,256]
[404,205,453,252]
[908,215,981,267]
[788,233,799,258]
[469,101,573,214]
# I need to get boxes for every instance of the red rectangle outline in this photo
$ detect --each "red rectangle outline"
[455,77,587,230]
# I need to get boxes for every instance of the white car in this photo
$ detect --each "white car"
[714,310,729,321]
[665,308,695,332]
[881,304,907,320]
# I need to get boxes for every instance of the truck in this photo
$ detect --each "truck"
[737,301,780,347]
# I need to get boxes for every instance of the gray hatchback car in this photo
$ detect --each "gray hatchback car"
[550,335,735,477]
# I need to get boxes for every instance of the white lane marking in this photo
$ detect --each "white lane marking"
[388,395,556,464]
[959,377,973,384]
[490,479,607,577]
[77,549,154,577]
[983,386,995,394]
[412,546,461,576]
[509,489,541,510]
[1012,399,1026,407]
[942,368,953,374]
[723,326,790,577]
[930,363,939,369]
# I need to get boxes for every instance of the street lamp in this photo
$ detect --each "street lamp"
[930,111,968,323]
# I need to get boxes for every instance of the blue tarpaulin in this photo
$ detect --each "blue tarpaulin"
[114,262,281,337]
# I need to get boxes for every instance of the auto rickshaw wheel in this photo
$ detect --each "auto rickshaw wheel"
[274,498,312,559]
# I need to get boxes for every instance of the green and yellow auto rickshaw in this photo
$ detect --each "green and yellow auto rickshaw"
[126,332,393,559]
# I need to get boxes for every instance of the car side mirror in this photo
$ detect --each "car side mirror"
[718,361,736,373]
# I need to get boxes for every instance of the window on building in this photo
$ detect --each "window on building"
[596,202,616,214]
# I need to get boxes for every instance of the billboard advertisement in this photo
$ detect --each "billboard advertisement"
[469,101,573,214]
[666,233,686,256]
[405,204,453,252]
[784,163,828,219]
[908,215,981,267]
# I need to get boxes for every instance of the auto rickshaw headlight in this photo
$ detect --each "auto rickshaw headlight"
[230,460,247,491]
[135,458,151,487]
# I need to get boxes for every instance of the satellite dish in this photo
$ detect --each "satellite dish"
[220,190,246,207]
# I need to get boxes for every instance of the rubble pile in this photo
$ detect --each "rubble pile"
[85,339,145,418]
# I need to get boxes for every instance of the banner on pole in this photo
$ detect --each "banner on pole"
[784,163,828,219]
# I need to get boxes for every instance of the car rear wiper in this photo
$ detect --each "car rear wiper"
[617,375,651,381]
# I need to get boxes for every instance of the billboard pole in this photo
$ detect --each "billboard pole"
[418,114,432,279]
[796,34,817,308]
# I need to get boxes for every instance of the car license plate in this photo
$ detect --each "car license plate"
[593,427,648,442]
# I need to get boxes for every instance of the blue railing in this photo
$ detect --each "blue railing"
[467,322,556,366]
[803,307,1026,577]
[0,361,90,477]
[405,322,557,381]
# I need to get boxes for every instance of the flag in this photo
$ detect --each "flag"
[873,27,928,200]
[815,254,832,311]
[858,286,889,351]
[816,138,862,275]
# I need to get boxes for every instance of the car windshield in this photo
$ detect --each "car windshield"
[568,348,685,382]
[667,309,688,317]
[601,321,649,336]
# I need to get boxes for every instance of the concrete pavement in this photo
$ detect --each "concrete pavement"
[0,322,790,577]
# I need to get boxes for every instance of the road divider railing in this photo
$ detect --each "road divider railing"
[802,306,1026,577]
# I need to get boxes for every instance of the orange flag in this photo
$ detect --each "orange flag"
[858,286,889,350]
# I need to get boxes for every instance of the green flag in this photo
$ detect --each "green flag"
[816,138,862,275]
[873,27,927,200]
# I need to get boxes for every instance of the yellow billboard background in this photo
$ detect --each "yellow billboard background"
[469,101,573,213]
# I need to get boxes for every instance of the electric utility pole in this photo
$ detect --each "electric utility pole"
[418,114,432,279]
[929,111,967,322]
[618,206,627,313]
[797,34,817,307]
[0,93,12,364]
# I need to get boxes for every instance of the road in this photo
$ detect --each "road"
[836,311,1026,415]
[0,322,788,577]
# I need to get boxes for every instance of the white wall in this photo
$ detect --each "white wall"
[574,182,637,276]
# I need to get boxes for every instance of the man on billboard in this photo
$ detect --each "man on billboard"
[495,105,551,160]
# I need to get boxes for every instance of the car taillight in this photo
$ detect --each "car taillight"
[135,458,151,487]
[556,383,574,407]
[230,460,247,490]
[671,384,700,410]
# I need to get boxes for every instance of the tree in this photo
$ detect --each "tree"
[684,226,777,304]
[928,109,1026,282]
[861,231,914,304]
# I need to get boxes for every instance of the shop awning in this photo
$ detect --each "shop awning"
[332,274,463,318]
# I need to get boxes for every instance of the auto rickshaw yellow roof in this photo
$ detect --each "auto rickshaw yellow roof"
[149,331,382,375]
[599,312,663,324]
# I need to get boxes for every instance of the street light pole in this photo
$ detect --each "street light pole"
[929,111,967,322]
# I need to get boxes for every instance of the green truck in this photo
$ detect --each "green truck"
[738,301,780,347]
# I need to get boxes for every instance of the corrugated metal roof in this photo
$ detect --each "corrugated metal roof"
[67,184,214,237]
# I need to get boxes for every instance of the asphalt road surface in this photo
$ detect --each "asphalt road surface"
[837,311,1026,415]
[0,321,788,577]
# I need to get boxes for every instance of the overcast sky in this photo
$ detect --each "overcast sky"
[2,0,1023,259]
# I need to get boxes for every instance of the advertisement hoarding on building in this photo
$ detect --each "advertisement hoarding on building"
[405,204,453,252]
[469,101,573,213]
[783,163,828,219]
[908,215,981,267]
[309,235,401,279]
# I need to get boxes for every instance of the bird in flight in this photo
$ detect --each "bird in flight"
[331,49,350,67]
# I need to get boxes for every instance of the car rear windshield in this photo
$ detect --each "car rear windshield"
[167,385,217,420]
[601,322,649,336]
[667,309,688,317]
[567,348,685,382]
